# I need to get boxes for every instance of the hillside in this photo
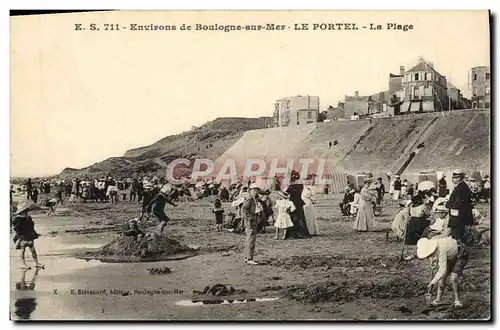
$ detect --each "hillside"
[57,117,271,179]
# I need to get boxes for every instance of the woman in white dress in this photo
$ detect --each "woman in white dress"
[302,187,319,236]
[273,192,295,239]
[353,179,377,231]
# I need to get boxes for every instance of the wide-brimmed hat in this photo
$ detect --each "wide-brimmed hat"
[277,191,289,199]
[129,218,140,224]
[231,197,246,208]
[452,169,465,178]
[15,201,34,215]
[434,205,449,214]
[249,183,260,190]
[161,184,173,194]
[416,238,438,259]
[395,175,400,178]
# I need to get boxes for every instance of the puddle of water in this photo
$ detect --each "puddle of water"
[176,297,279,306]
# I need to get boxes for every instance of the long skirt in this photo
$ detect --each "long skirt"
[286,206,310,238]
[353,199,375,231]
[303,198,318,235]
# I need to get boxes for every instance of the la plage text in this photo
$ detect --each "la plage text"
[74,22,414,32]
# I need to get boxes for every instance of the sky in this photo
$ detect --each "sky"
[10,10,490,177]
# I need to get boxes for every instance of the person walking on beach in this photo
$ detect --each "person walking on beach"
[11,201,44,270]
[242,183,261,265]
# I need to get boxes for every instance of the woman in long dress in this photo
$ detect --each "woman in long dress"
[302,186,318,236]
[353,179,377,231]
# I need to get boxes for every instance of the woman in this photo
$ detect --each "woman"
[302,186,318,236]
[353,179,377,232]
[405,191,434,245]
[285,172,311,239]
[12,201,44,269]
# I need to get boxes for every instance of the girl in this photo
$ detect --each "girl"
[213,199,225,231]
[12,201,44,269]
[273,191,295,239]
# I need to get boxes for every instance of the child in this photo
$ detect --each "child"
[11,201,44,269]
[273,191,295,239]
[123,218,145,240]
[213,199,224,231]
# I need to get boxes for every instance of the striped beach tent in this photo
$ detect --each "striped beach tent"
[315,165,349,194]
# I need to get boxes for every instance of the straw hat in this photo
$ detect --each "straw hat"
[434,205,449,213]
[249,183,260,190]
[129,218,140,224]
[277,191,289,199]
[231,197,246,208]
[160,183,173,195]
[15,201,34,215]
[452,169,465,178]
[416,238,438,259]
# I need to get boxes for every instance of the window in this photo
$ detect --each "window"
[473,87,478,96]
[414,86,420,97]
[414,73,419,81]
[473,73,477,81]
[485,102,490,108]
[425,72,431,80]
[486,85,490,94]
[486,73,490,80]
[307,111,312,119]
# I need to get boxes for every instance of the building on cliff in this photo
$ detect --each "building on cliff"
[401,57,449,113]
[273,95,320,127]
[470,66,490,109]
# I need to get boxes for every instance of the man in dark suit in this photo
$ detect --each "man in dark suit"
[446,169,473,241]
[242,183,260,265]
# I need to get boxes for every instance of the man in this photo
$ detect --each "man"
[445,169,473,242]
[438,175,448,197]
[25,178,32,201]
[241,183,261,265]
[417,237,468,308]
[393,175,402,201]
[375,177,386,205]
[31,187,39,204]
[130,178,138,202]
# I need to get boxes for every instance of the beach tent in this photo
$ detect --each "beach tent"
[314,165,349,194]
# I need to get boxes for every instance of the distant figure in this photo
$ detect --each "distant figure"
[329,141,332,149]
[31,188,38,204]
[333,140,339,146]
[438,175,448,197]
[370,118,373,124]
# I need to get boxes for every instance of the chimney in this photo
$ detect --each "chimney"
[400,66,405,75]
[354,91,359,98]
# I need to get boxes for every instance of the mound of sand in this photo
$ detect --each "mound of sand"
[79,233,196,262]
